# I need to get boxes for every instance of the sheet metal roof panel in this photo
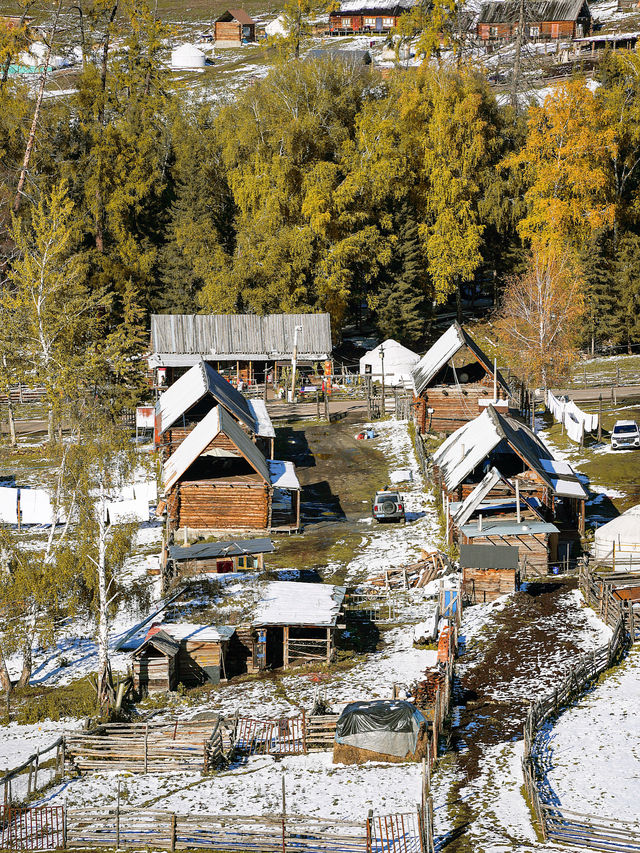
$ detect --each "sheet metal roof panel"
[169,537,275,562]
[461,520,559,537]
[156,362,208,434]
[433,409,502,492]
[452,466,505,526]
[153,622,234,642]
[204,363,256,433]
[247,399,275,438]
[477,0,589,23]
[220,406,270,483]
[460,543,520,569]
[151,313,332,360]
[163,407,222,493]
[269,460,301,491]
[225,9,256,23]
[253,581,347,627]
[336,0,415,11]
[132,629,180,658]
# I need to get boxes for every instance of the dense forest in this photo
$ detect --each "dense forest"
[2,1,640,388]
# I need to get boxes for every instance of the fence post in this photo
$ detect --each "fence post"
[281,773,286,853]
[144,723,149,773]
[63,802,68,850]
[170,813,176,853]
[33,749,39,792]
[366,808,373,853]
[116,782,121,849]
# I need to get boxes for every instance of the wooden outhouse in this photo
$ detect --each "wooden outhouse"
[162,405,301,532]
[245,582,346,671]
[132,623,237,694]
[155,360,275,460]
[214,9,256,45]
[476,0,591,41]
[412,323,513,436]
[460,543,520,603]
[460,519,559,579]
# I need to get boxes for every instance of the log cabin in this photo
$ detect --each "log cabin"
[162,405,301,533]
[242,581,347,671]
[155,360,274,460]
[476,0,591,42]
[433,405,588,535]
[214,9,256,45]
[166,537,275,578]
[132,623,237,693]
[328,0,416,32]
[148,313,332,388]
[412,322,514,436]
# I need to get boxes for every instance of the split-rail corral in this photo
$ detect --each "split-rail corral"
[521,616,639,851]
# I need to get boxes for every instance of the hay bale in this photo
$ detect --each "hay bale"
[333,729,429,765]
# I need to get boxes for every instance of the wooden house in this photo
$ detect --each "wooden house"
[214,9,256,45]
[149,313,332,389]
[433,405,588,534]
[412,323,513,436]
[328,0,416,32]
[162,406,301,532]
[132,623,237,694]
[476,0,591,41]
[167,537,275,578]
[155,360,275,460]
[241,582,346,671]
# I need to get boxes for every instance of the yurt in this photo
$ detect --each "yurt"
[333,700,429,764]
[359,339,419,387]
[170,43,206,69]
[265,15,287,36]
[594,505,640,567]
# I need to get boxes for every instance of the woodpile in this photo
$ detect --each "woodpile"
[305,714,339,751]
[366,551,449,590]
[463,567,518,602]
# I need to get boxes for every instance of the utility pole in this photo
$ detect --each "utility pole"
[511,0,526,112]
[598,394,602,443]
[380,344,386,416]
[290,325,303,404]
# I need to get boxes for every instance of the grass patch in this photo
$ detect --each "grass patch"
[10,677,98,725]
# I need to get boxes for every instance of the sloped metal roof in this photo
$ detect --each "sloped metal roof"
[477,0,590,24]
[156,361,256,435]
[335,0,415,11]
[150,313,332,365]
[132,629,180,659]
[216,8,256,24]
[169,537,275,562]
[247,399,275,438]
[461,520,560,538]
[411,322,510,396]
[459,543,519,569]
[433,406,587,499]
[452,466,545,527]
[162,406,270,493]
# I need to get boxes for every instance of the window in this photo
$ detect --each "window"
[341,16,351,27]
[238,555,259,569]
[383,16,394,26]
[490,25,498,36]
[529,25,540,36]
[364,16,376,25]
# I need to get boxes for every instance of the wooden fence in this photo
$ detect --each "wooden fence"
[61,806,427,852]
[1,738,65,806]
[580,562,638,639]
[522,617,630,846]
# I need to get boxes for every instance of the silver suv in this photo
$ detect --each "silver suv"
[372,490,405,523]
[611,420,640,450]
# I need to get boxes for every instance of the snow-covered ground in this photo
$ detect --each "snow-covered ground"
[543,644,640,820]
[0,720,82,773]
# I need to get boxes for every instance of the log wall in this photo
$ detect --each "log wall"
[168,482,270,530]
[414,381,511,435]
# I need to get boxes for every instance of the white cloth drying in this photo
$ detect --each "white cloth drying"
[133,480,157,503]
[19,488,56,525]
[106,496,148,524]
[0,487,18,523]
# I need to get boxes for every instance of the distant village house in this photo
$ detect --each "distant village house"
[329,0,416,33]
[476,0,591,41]
[214,9,256,46]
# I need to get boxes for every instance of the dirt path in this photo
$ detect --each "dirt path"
[436,580,612,852]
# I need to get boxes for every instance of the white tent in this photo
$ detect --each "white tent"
[594,505,640,567]
[170,44,206,69]
[265,15,288,36]
[359,339,419,387]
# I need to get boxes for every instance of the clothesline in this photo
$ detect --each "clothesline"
[547,391,599,444]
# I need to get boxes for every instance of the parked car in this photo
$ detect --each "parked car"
[611,420,640,450]
[372,489,405,523]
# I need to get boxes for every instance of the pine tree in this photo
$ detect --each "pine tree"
[374,208,429,347]
[580,233,619,355]
[614,232,640,353]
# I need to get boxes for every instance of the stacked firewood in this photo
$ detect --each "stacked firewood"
[366,550,449,590]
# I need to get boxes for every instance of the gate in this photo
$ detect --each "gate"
[0,806,64,850]
[368,811,425,853]
[233,715,306,755]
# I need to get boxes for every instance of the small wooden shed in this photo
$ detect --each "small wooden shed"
[132,623,236,694]
[460,543,520,603]
[214,9,256,45]
[460,519,559,580]
[412,323,513,436]
[167,537,275,577]
[248,581,346,670]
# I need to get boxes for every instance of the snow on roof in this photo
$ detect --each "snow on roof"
[268,460,301,491]
[452,466,507,526]
[156,361,256,435]
[336,0,415,11]
[169,537,274,562]
[132,629,180,658]
[162,405,269,493]
[150,622,235,643]
[411,322,510,396]
[434,407,587,499]
[359,339,420,376]
[461,520,559,538]
[477,0,589,24]
[247,399,275,438]
[253,581,346,627]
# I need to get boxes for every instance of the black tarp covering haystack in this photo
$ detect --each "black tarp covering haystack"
[335,700,428,758]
